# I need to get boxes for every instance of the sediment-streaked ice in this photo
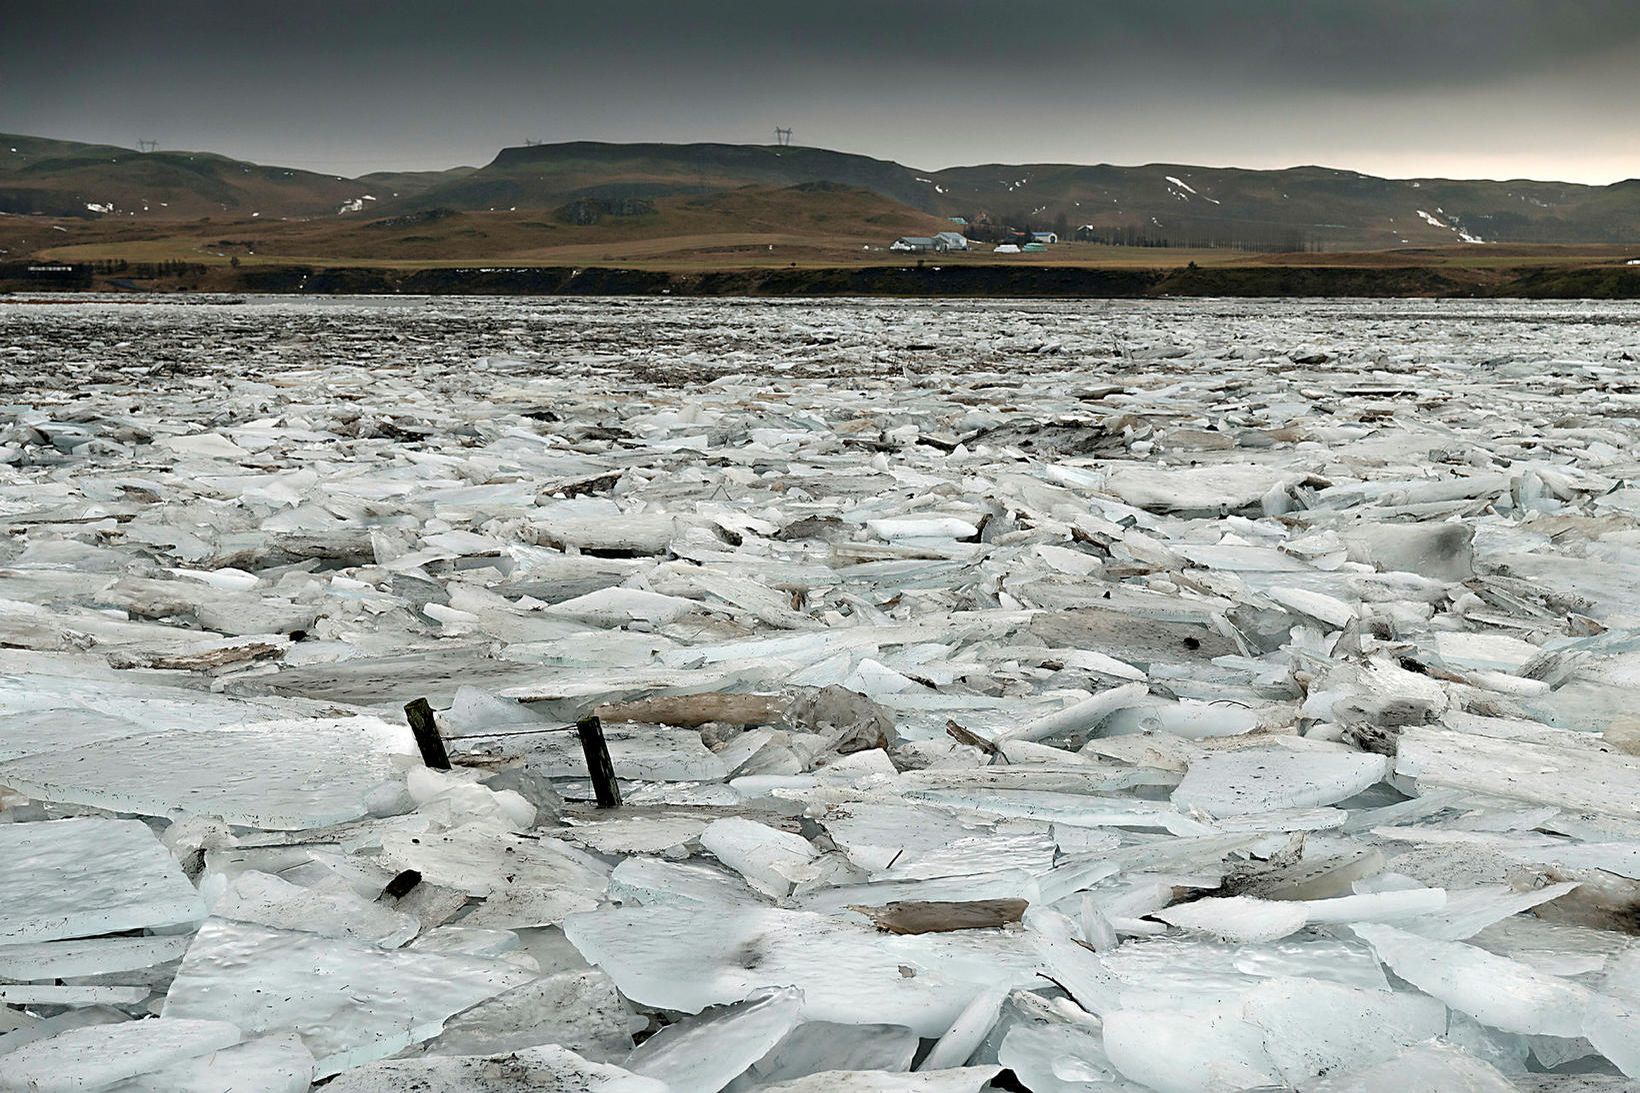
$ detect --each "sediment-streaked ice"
[161,919,534,1076]
[6,296,1640,1085]
[0,818,206,944]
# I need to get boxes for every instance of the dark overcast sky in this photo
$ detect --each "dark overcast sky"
[3,1,1637,183]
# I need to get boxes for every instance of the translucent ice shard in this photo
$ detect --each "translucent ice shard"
[699,817,821,897]
[1103,463,1303,516]
[1394,725,1640,816]
[996,1007,1131,1091]
[1100,934,1390,1009]
[749,1022,919,1083]
[0,709,152,763]
[559,815,709,855]
[995,683,1149,744]
[212,871,419,947]
[320,1045,666,1092]
[919,985,1009,1070]
[0,716,410,829]
[0,1017,242,1093]
[1171,747,1389,816]
[101,1033,315,1093]
[1306,1041,1519,1092]
[608,856,766,908]
[0,818,206,943]
[0,935,190,980]
[1583,993,1640,1078]
[624,985,804,1090]
[380,824,609,925]
[1353,923,1597,1036]
[1395,880,1579,940]
[1240,978,1447,1085]
[757,1069,1002,1092]
[161,918,534,1076]
[1103,977,1445,1092]
[421,969,642,1062]
[1155,889,1446,942]
[1339,521,1474,582]
[1153,895,1310,942]
[545,587,698,627]
[563,904,1044,1036]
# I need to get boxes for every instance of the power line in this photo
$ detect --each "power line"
[774,127,792,147]
[137,139,157,153]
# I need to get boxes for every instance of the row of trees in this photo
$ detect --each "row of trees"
[960,210,1322,253]
[88,259,207,277]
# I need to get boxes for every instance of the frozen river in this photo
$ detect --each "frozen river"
[2,295,1639,1089]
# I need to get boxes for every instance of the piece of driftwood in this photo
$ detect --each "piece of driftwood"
[595,692,788,728]
[852,898,1029,935]
[944,719,998,755]
[403,697,451,770]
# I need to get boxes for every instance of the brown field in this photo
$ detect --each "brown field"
[5,188,1638,300]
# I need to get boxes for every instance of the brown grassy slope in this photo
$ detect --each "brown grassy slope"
[0,133,473,220]
[22,183,955,266]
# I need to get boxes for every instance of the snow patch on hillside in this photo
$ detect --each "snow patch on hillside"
[1417,208,1485,244]
[1165,175,1220,204]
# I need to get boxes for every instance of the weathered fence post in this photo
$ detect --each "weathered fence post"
[576,715,622,808]
[403,697,451,770]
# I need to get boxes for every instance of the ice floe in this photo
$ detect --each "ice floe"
[3,295,1640,1088]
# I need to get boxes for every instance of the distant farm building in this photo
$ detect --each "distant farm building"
[932,231,969,252]
[890,236,935,253]
[947,216,968,226]
[1030,231,1059,244]
[993,243,1021,254]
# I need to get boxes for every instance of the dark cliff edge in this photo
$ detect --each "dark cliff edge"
[5,261,1639,299]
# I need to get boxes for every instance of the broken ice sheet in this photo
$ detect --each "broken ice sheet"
[161,918,535,1076]
[1352,923,1600,1038]
[418,969,643,1061]
[320,1045,666,1092]
[1102,977,1445,1092]
[699,816,821,896]
[624,985,804,1089]
[15,295,1640,1087]
[740,1021,919,1085]
[211,870,419,947]
[563,904,1044,1036]
[1394,724,1640,817]
[0,935,190,980]
[607,855,767,908]
[1306,1041,1521,1092]
[380,823,610,926]
[1171,746,1389,816]
[1098,934,1391,1010]
[0,817,206,944]
[0,716,410,829]
[0,1017,243,1093]
[100,1033,316,1093]
[756,1069,1003,1092]
[1154,888,1447,943]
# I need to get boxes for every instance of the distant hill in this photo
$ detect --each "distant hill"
[198,182,950,263]
[4,132,1638,249]
[408,142,1640,250]
[0,133,470,220]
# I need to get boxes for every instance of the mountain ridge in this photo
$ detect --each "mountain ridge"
[4,132,1639,250]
